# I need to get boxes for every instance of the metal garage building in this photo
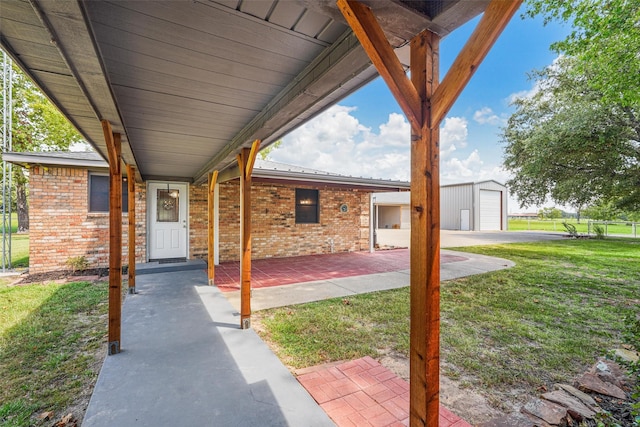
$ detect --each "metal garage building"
[372,180,508,248]
[440,180,508,231]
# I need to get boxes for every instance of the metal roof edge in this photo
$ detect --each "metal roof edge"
[3,152,108,169]
[252,168,410,189]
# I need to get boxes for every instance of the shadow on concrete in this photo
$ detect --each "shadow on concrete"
[83,269,332,427]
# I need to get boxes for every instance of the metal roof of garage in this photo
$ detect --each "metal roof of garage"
[1,0,489,183]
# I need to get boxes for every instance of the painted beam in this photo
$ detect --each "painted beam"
[430,0,522,127]
[102,119,122,355]
[217,165,241,183]
[336,0,421,131]
[127,164,136,294]
[207,170,218,285]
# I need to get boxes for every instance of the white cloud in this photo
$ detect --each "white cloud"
[270,105,505,186]
[506,87,538,104]
[69,142,93,152]
[271,105,410,181]
[440,116,468,159]
[473,107,505,126]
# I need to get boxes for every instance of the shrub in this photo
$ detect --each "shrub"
[593,224,606,239]
[65,256,88,274]
[562,222,579,238]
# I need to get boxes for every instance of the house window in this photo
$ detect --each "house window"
[89,174,129,213]
[295,188,319,224]
[156,188,179,222]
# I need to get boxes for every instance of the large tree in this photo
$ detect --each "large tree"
[2,56,84,230]
[503,1,640,211]
[525,0,640,107]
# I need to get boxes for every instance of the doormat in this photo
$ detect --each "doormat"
[154,258,187,264]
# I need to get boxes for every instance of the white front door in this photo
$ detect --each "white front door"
[148,182,188,260]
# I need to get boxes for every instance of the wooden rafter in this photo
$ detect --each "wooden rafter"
[102,119,122,355]
[127,164,136,294]
[336,0,421,131]
[207,170,218,285]
[430,0,523,126]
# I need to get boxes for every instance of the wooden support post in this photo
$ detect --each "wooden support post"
[337,1,520,425]
[127,165,136,294]
[238,140,260,329]
[102,120,122,355]
[410,30,440,427]
[207,170,218,285]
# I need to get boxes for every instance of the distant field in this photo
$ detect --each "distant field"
[508,218,639,236]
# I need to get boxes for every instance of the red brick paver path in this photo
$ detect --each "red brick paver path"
[216,249,467,292]
[297,356,472,427]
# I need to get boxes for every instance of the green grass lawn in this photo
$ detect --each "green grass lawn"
[255,238,640,408]
[0,213,29,269]
[9,233,29,269]
[0,279,108,426]
[509,218,638,236]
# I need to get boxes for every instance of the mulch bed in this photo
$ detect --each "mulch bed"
[10,268,109,286]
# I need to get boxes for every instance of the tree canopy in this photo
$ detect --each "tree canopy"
[503,1,640,211]
[2,53,85,230]
[525,0,640,107]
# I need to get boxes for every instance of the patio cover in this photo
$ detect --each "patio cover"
[1,2,521,426]
[1,0,488,182]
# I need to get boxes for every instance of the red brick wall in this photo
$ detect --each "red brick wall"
[200,181,371,262]
[28,168,371,272]
[28,166,146,273]
[189,183,208,260]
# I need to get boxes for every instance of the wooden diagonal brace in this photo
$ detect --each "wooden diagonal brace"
[430,0,523,127]
[337,0,422,131]
[245,140,260,179]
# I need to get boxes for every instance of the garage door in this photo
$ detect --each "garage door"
[479,190,501,230]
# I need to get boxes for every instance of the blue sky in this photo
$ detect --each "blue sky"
[268,7,572,212]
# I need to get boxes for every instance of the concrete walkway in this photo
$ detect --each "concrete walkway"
[82,267,334,427]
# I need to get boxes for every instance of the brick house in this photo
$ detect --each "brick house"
[5,152,409,273]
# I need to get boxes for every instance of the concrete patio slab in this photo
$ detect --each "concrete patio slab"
[82,269,333,427]
[224,250,514,312]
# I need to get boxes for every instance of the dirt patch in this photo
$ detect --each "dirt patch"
[44,343,106,427]
[377,350,507,425]
[10,268,109,286]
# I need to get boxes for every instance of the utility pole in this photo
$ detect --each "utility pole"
[1,50,13,272]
